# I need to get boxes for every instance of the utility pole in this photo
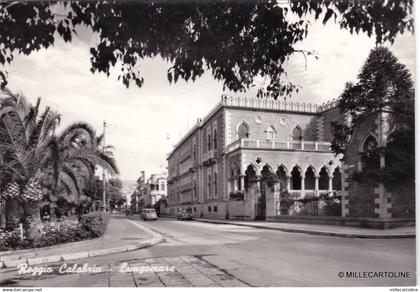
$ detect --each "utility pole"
[102,120,107,212]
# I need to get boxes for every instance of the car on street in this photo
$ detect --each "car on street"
[140,208,158,221]
[176,209,193,221]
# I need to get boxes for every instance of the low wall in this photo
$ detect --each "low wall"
[266,215,415,229]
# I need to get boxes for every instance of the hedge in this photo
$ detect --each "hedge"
[0,212,111,251]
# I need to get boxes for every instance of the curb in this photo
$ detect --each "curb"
[193,219,416,239]
[1,219,164,269]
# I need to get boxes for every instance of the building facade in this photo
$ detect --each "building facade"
[130,171,147,214]
[342,110,415,226]
[167,95,346,220]
[131,171,168,212]
[144,173,168,207]
[167,95,414,227]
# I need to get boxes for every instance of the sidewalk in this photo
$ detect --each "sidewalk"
[193,218,415,239]
[0,216,164,268]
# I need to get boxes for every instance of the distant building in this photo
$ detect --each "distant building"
[121,180,137,208]
[145,173,167,207]
[131,171,147,213]
[131,171,168,213]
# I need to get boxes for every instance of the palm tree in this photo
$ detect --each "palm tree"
[45,122,118,218]
[0,90,59,231]
[0,90,119,237]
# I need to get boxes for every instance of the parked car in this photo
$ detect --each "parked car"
[141,208,158,221]
[176,210,193,221]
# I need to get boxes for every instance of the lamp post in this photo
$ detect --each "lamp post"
[102,120,107,212]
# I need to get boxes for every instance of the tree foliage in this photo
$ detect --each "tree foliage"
[331,47,414,189]
[83,176,104,203]
[108,177,125,209]
[0,0,414,99]
[0,90,119,219]
[83,176,125,210]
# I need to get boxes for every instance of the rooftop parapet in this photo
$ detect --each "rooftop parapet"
[220,95,338,113]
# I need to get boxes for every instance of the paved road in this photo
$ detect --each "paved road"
[1,217,416,287]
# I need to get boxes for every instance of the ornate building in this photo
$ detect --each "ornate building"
[166,95,413,227]
[167,95,343,218]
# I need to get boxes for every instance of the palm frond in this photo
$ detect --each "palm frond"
[0,106,28,149]
[23,97,41,136]
[60,165,83,202]
[59,122,97,148]
[63,148,119,176]
[27,106,50,149]
[39,111,61,143]
[68,159,95,179]
[94,151,119,175]
[14,92,31,122]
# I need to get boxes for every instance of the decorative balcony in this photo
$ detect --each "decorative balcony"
[202,149,218,166]
[226,138,331,153]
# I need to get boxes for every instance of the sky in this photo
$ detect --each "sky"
[4,10,415,181]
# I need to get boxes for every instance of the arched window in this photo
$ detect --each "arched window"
[276,166,288,189]
[207,133,211,151]
[362,135,378,154]
[261,164,272,178]
[245,164,257,190]
[213,128,217,149]
[207,173,212,199]
[292,126,303,141]
[213,172,218,197]
[304,167,315,190]
[361,135,379,169]
[319,167,329,190]
[332,167,342,190]
[265,125,276,139]
[291,166,301,190]
[237,123,249,139]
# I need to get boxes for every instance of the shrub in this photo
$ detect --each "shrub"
[279,191,294,215]
[31,218,90,248]
[0,229,32,251]
[296,201,318,216]
[229,191,244,201]
[80,212,110,238]
[0,212,111,251]
[320,201,342,216]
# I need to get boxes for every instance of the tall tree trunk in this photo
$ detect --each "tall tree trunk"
[0,200,6,229]
[23,201,42,240]
[5,198,23,229]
